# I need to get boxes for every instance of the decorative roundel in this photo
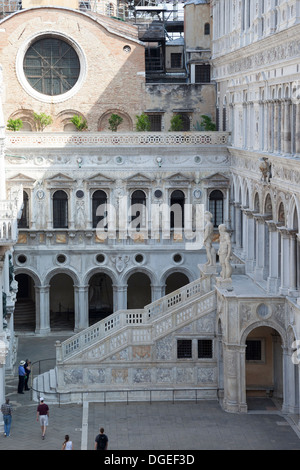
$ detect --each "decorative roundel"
[96,254,105,264]
[173,253,182,264]
[17,254,27,264]
[135,254,144,264]
[56,254,67,264]
[76,190,84,199]
[154,189,163,198]
[256,303,269,318]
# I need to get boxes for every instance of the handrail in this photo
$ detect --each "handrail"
[59,277,208,362]
[30,383,219,407]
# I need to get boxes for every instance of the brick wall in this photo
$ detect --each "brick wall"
[0,8,145,131]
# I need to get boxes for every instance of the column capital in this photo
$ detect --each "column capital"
[253,213,272,222]
[266,220,283,232]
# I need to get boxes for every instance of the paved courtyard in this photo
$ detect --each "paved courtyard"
[0,334,299,452]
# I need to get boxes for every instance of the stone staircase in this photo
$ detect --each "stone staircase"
[33,275,217,404]
[14,299,36,331]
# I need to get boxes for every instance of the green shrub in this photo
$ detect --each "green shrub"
[169,115,184,132]
[135,113,151,132]
[70,114,88,131]
[108,113,123,132]
[33,112,53,131]
[200,115,216,131]
[6,118,23,131]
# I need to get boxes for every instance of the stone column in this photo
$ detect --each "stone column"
[74,285,89,332]
[223,343,247,413]
[266,221,281,294]
[243,209,255,273]
[268,100,273,151]
[283,99,291,154]
[113,285,127,311]
[295,102,300,154]
[254,215,266,281]
[288,230,298,297]
[273,100,279,153]
[151,285,164,302]
[234,203,242,251]
[35,285,50,335]
[278,227,290,295]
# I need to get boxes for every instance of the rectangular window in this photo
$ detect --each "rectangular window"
[177,339,192,359]
[198,340,213,359]
[147,114,162,132]
[53,199,68,229]
[246,340,262,361]
[195,65,211,83]
[171,53,182,68]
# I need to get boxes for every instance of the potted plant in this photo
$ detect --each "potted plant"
[169,114,184,132]
[200,115,216,131]
[108,113,123,132]
[6,118,23,131]
[70,114,88,131]
[135,113,151,132]
[33,112,53,131]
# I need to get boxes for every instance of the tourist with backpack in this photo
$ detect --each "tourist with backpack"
[94,427,108,450]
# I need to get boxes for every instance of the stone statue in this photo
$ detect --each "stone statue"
[218,224,232,280]
[203,211,215,266]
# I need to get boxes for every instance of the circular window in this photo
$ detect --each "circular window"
[17,33,87,103]
[135,254,144,264]
[154,189,163,198]
[173,253,182,264]
[56,254,67,264]
[123,45,131,53]
[17,254,27,264]
[23,37,80,96]
[96,254,105,264]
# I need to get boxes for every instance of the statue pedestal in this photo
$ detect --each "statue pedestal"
[216,277,233,289]
[198,264,218,292]
[199,263,218,275]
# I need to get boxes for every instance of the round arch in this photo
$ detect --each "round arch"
[13,269,40,332]
[127,272,151,309]
[160,266,193,287]
[49,273,75,330]
[98,109,133,132]
[44,266,80,287]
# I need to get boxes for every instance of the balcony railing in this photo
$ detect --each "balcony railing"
[5,132,231,148]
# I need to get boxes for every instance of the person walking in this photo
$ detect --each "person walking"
[36,397,49,440]
[24,359,31,391]
[18,360,26,394]
[1,398,13,437]
[94,427,108,450]
[61,434,73,450]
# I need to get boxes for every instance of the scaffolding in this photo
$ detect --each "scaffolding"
[0,0,22,19]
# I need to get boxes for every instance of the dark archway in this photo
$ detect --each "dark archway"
[50,274,74,330]
[89,273,113,325]
[165,272,189,295]
[14,273,36,331]
[127,272,151,309]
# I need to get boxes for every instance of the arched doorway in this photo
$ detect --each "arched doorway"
[50,274,74,330]
[127,272,151,309]
[89,273,113,325]
[245,326,283,409]
[14,273,36,331]
[165,272,189,295]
